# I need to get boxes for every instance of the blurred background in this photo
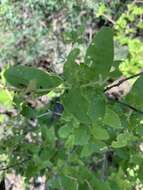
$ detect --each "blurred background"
[0,0,143,189]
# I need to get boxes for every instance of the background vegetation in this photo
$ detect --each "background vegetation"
[0,0,143,189]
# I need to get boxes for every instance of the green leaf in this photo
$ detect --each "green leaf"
[4,66,62,94]
[87,91,105,123]
[78,182,89,190]
[126,76,143,109]
[65,135,75,149]
[112,136,127,148]
[91,125,109,140]
[74,127,90,145]
[80,143,101,157]
[60,176,78,190]
[77,64,96,83]
[112,132,136,148]
[62,87,90,123]
[93,179,111,190]
[85,27,114,79]
[21,103,36,119]
[40,148,56,162]
[58,124,73,139]
[81,87,105,123]
[41,126,56,144]
[64,48,80,83]
[25,162,39,178]
[104,107,122,128]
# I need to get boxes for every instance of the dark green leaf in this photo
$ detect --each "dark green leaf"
[60,176,78,190]
[93,179,111,190]
[91,125,109,140]
[87,92,105,123]
[85,27,113,79]
[4,66,62,94]
[80,143,101,157]
[104,107,122,128]
[62,87,90,123]
[58,124,73,139]
[41,126,56,144]
[74,127,90,145]
[64,48,80,83]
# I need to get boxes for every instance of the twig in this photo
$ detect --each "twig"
[85,180,94,190]
[132,0,143,4]
[0,110,17,117]
[102,14,116,25]
[37,111,62,119]
[116,100,143,115]
[104,70,143,92]
[101,153,108,181]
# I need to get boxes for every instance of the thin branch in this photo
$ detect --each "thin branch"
[85,180,94,190]
[102,14,116,25]
[0,110,17,117]
[116,100,143,115]
[101,153,108,181]
[132,0,143,4]
[104,70,143,92]
[37,111,62,119]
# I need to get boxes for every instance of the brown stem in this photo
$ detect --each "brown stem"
[104,70,143,92]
